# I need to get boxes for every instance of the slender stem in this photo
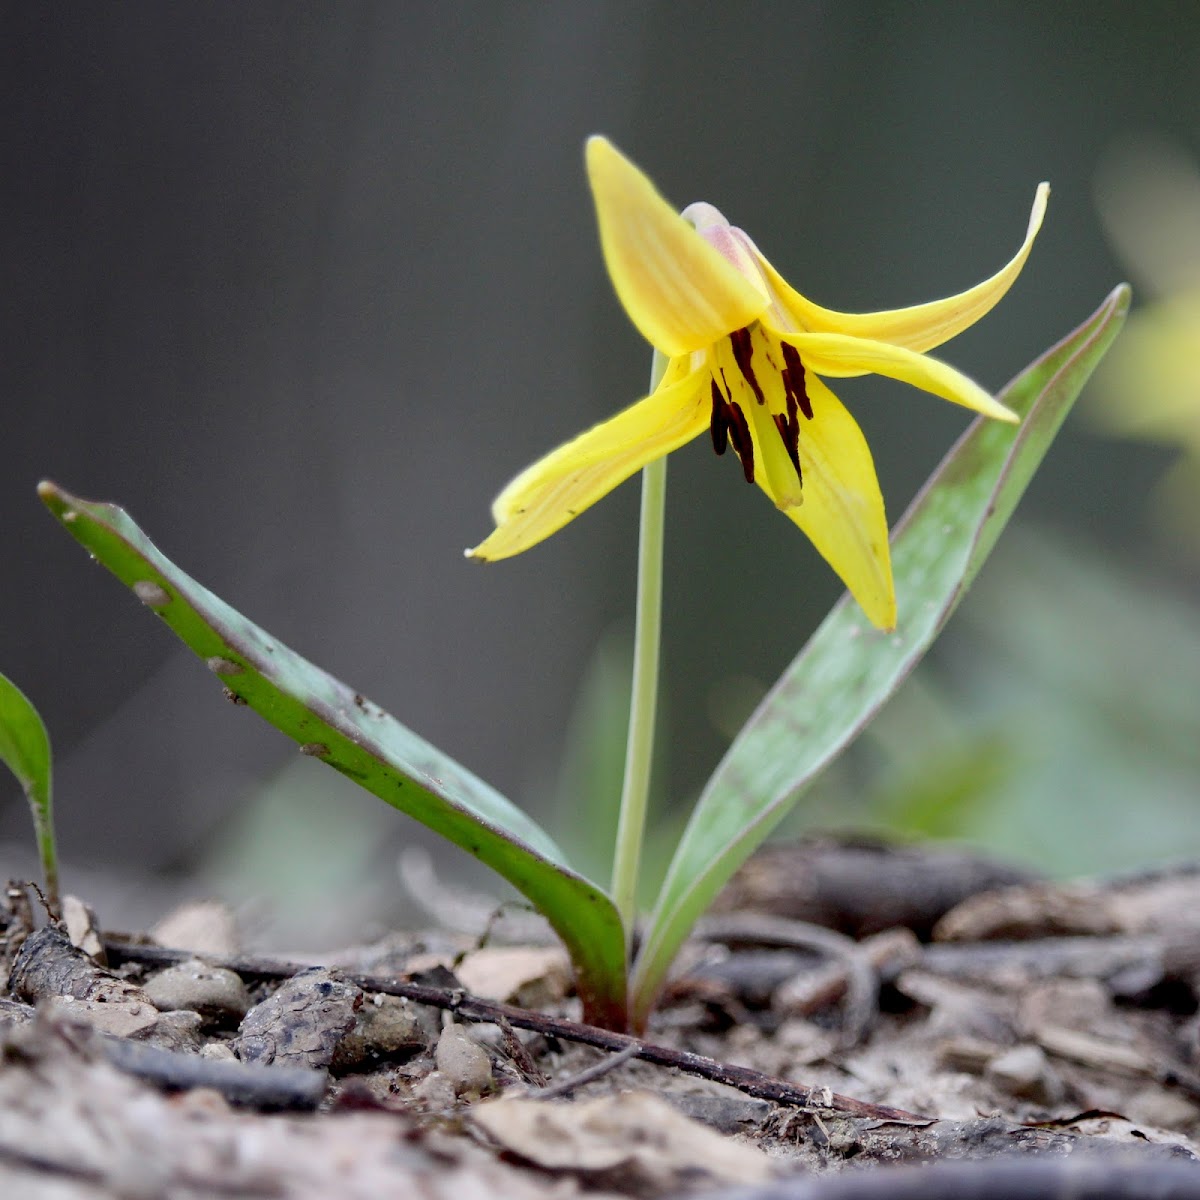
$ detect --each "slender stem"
[611,350,670,937]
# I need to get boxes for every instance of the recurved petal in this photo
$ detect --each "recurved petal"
[780,375,895,631]
[467,367,709,561]
[587,137,767,358]
[762,183,1049,353]
[789,332,1018,422]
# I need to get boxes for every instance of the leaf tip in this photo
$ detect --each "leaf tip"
[38,480,91,528]
[37,479,63,508]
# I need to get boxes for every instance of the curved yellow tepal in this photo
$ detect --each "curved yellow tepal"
[792,333,1019,422]
[764,183,1050,353]
[586,137,767,357]
[779,375,895,632]
[467,368,709,561]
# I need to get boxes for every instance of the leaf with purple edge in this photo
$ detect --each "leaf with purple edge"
[39,483,628,1027]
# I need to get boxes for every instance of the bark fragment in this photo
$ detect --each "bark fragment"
[233,966,361,1069]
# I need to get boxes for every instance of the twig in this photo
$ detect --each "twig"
[531,1042,640,1100]
[24,879,60,925]
[103,937,928,1123]
[99,1035,328,1111]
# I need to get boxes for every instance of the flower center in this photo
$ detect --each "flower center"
[706,324,813,509]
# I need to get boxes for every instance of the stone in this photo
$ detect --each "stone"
[435,1024,494,1095]
[143,959,252,1025]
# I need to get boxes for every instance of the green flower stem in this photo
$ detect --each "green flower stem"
[611,349,670,939]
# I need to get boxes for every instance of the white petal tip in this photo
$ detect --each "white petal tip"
[1030,183,1051,230]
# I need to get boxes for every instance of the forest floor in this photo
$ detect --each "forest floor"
[2,837,1199,1200]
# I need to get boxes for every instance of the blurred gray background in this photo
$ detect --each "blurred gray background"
[3,3,1198,943]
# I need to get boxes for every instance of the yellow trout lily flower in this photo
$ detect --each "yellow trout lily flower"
[469,137,1048,630]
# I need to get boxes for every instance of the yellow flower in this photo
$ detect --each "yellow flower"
[469,137,1048,630]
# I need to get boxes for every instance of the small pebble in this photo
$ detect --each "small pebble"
[331,993,436,1071]
[143,960,252,1025]
[435,1024,493,1095]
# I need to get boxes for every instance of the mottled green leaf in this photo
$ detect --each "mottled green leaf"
[40,484,627,1025]
[632,286,1130,1023]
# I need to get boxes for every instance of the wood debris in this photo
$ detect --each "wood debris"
[3,839,1200,1198]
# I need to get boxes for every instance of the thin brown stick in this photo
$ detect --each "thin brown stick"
[531,1041,641,1100]
[103,937,928,1124]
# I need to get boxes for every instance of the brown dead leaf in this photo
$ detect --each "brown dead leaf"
[471,1091,772,1195]
[455,946,572,1007]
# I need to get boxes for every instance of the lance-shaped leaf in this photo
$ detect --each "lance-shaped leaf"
[0,672,58,907]
[632,285,1131,1026]
[39,483,628,1027]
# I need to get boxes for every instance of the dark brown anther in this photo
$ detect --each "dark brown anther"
[773,390,803,483]
[780,343,814,420]
[726,401,755,483]
[730,327,766,406]
[710,380,730,455]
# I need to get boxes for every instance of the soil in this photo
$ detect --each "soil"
[2,838,1199,1200]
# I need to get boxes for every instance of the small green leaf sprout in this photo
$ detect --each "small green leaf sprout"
[0,672,58,909]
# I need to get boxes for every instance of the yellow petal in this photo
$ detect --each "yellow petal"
[789,332,1018,423]
[777,375,895,631]
[468,366,709,561]
[761,183,1049,352]
[586,137,767,357]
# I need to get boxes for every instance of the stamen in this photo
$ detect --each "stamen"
[772,391,803,483]
[709,380,729,456]
[730,327,766,406]
[726,401,755,484]
[780,343,814,420]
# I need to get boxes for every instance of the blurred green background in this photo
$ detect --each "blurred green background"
[2,3,1197,944]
